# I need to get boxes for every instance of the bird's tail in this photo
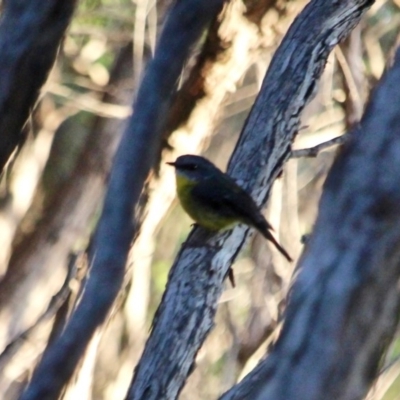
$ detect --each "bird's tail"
[254,219,293,262]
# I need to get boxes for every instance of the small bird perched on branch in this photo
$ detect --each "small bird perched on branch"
[167,154,292,263]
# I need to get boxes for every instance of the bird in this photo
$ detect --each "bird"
[167,154,292,262]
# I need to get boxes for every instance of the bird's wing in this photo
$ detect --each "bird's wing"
[192,175,271,229]
[193,174,292,262]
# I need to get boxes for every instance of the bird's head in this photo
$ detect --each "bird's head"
[167,154,219,183]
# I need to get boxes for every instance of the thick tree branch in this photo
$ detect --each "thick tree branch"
[0,0,77,173]
[126,0,374,399]
[20,1,226,399]
[221,42,400,400]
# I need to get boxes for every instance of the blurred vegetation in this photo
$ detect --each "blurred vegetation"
[2,0,400,399]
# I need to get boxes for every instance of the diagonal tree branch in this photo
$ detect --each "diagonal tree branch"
[222,40,400,400]
[126,0,374,399]
[0,0,77,173]
[19,1,226,399]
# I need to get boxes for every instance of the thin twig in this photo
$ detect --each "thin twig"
[291,133,349,158]
[335,45,362,109]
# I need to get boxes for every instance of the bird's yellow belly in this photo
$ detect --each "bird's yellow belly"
[176,176,237,231]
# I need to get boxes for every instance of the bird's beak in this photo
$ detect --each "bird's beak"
[166,161,176,167]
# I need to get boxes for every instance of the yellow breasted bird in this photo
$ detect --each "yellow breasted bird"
[167,154,292,262]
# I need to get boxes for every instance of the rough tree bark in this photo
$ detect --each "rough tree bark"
[222,37,400,400]
[19,1,226,399]
[126,0,374,399]
[0,0,77,173]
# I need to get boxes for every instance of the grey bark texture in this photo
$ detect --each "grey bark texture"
[127,0,375,399]
[0,0,77,173]
[222,37,400,400]
[20,1,226,399]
